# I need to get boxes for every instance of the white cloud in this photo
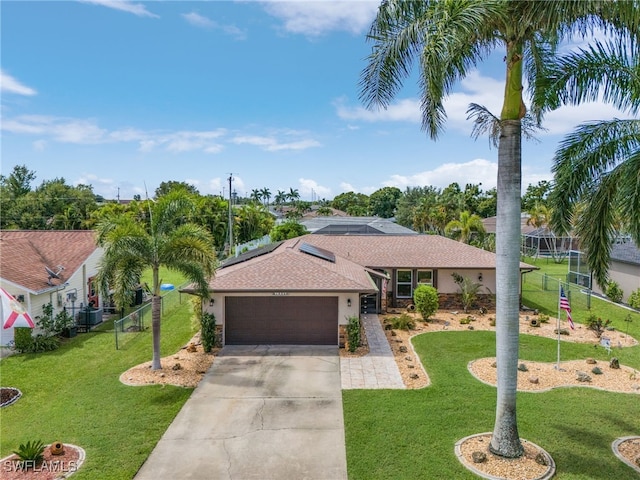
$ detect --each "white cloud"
[260,0,378,36]
[78,0,159,18]
[339,182,356,192]
[3,115,107,143]
[377,158,552,193]
[335,97,421,123]
[2,115,228,153]
[382,158,499,190]
[182,12,215,28]
[181,11,246,39]
[298,178,331,199]
[75,173,114,189]
[1,70,37,96]
[3,112,325,156]
[231,134,320,152]
[542,102,634,136]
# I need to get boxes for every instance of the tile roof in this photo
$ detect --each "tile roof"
[0,230,99,293]
[206,239,377,292]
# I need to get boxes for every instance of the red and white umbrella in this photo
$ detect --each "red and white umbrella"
[1,287,34,329]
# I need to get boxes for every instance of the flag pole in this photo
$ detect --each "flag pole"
[556,283,561,369]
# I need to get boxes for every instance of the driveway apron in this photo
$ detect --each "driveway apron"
[134,345,347,480]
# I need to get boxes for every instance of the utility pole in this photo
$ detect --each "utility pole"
[227,174,234,256]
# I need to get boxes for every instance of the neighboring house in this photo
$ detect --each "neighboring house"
[192,234,536,347]
[0,230,103,345]
[302,216,416,235]
[521,226,578,259]
[590,240,640,302]
[482,214,535,236]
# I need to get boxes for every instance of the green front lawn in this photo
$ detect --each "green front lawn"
[344,330,640,479]
[0,301,196,480]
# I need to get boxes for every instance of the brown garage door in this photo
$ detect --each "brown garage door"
[225,296,338,345]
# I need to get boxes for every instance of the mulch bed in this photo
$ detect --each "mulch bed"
[0,388,21,408]
[0,444,85,480]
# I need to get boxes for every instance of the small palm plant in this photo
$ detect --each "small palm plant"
[13,440,45,467]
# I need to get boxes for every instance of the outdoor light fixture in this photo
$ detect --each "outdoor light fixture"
[347,298,352,307]
[478,273,483,282]
[209,298,215,307]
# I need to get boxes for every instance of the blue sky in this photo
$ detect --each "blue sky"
[1,1,629,201]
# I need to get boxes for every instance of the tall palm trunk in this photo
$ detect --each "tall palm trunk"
[151,294,162,370]
[490,40,525,458]
[151,265,162,370]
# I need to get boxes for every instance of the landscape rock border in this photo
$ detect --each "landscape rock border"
[455,433,556,480]
[0,443,85,479]
[611,436,640,474]
[0,387,22,408]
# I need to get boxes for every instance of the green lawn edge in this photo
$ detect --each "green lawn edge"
[0,299,196,479]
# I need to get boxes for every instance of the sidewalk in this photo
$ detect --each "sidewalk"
[340,314,405,389]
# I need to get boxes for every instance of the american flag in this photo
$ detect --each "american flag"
[560,286,575,330]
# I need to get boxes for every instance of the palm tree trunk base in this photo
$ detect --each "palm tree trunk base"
[455,433,555,480]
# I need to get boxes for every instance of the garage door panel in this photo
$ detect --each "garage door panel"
[225,296,338,345]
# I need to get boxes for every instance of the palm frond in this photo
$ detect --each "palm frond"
[534,37,640,115]
[466,103,545,148]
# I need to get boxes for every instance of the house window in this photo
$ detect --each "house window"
[396,269,413,298]
[417,270,433,285]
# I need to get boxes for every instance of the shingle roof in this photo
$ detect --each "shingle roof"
[206,238,377,292]
[297,234,523,269]
[0,230,99,293]
[301,216,416,235]
[610,240,640,266]
[202,234,535,293]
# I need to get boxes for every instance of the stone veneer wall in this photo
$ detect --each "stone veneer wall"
[388,294,495,313]
[338,324,347,348]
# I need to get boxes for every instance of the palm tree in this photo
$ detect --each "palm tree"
[445,211,485,244]
[260,187,272,207]
[360,0,638,458]
[526,203,551,230]
[249,188,262,204]
[287,188,300,205]
[274,190,287,211]
[96,190,217,370]
[547,38,640,289]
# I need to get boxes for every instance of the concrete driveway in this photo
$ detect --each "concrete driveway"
[134,345,347,480]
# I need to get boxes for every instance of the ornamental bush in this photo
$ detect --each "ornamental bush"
[201,312,217,353]
[413,285,439,321]
[346,315,360,352]
[628,288,640,309]
[606,281,624,303]
[13,327,33,353]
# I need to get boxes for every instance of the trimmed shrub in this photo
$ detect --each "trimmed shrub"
[606,281,624,303]
[628,288,640,309]
[413,285,439,321]
[13,327,33,353]
[390,313,415,331]
[201,312,217,352]
[346,315,360,352]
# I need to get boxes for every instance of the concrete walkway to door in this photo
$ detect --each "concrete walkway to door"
[340,314,405,389]
[134,345,347,480]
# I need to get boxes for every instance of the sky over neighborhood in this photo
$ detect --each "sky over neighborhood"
[0,1,630,201]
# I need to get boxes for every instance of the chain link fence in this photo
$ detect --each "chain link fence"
[522,271,592,318]
[114,283,190,349]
